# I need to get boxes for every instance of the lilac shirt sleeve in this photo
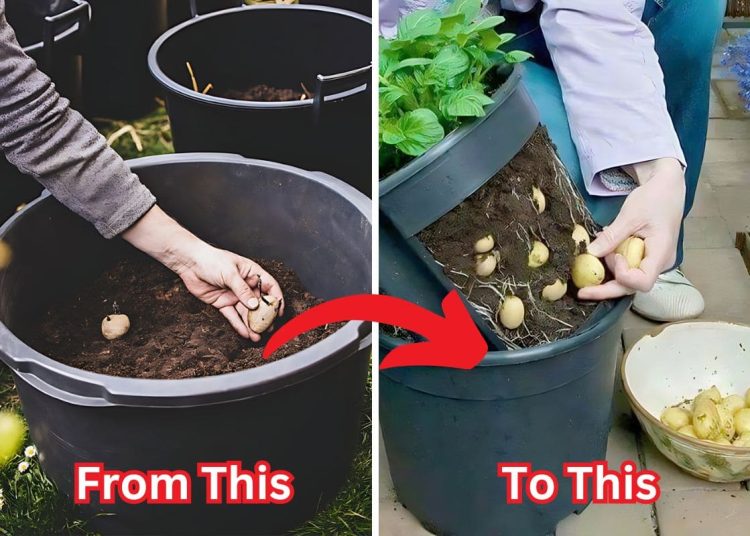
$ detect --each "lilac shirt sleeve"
[504,0,686,197]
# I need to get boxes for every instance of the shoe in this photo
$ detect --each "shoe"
[632,268,705,322]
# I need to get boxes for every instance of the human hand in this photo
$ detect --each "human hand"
[122,206,284,340]
[578,158,685,301]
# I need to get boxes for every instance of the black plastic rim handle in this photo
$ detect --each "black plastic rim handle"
[40,0,90,71]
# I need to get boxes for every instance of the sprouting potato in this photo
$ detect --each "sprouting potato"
[0,240,11,270]
[661,407,691,431]
[101,314,130,340]
[693,398,722,439]
[528,241,549,268]
[247,295,281,333]
[474,234,495,254]
[615,237,645,269]
[532,186,546,214]
[694,385,722,408]
[677,425,697,438]
[541,279,567,302]
[735,408,750,435]
[716,403,736,439]
[475,251,499,277]
[571,254,605,288]
[733,432,750,447]
[722,394,746,415]
[571,224,590,247]
[498,295,524,330]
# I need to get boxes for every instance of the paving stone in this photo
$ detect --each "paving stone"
[656,490,750,536]
[714,79,750,119]
[682,248,750,322]
[688,182,722,218]
[699,161,750,187]
[704,139,750,164]
[710,88,729,118]
[706,119,750,139]
[714,186,750,234]
[641,436,742,492]
[622,309,660,352]
[684,217,734,249]
[556,427,656,536]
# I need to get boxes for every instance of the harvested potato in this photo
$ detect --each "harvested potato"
[101,314,130,340]
[498,295,524,330]
[531,186,546,214]
[693,398,722,439]
[0,240,11,270]
[677,425,697,438]
[615,237,645,269]
[541,279,567,302]
[527,241,549,268]
[571,224,590,247]
[661,407,691,431]
[712,437,732,446]
[735,408,750,435]
[247,295,281,333]
[571,254,605,288]
[475,251,498,277]
[733,432,750,448]
[694,385,722,407]
[722,394,746,415]
[716,403,736,439]
[474,235,495,254]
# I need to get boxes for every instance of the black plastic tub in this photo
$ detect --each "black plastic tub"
[149,5,372,195]
[81,0,167,119]
[0,154,372,535]
[380,294,630,535]
[379,66,539,237]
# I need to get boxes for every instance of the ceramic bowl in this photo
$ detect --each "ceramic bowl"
[622,321,750,482]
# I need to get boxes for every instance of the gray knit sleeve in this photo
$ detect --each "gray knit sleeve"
[0,1,156,238]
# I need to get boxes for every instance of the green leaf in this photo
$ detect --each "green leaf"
[478,29,503,51]
[428,45,470,83]
[439,88,494,118]
[447,0,481,23]
[466,15,506,33]
[381,119,406,145]
[397,9,441,40]
[465,46,491,68]
[504,50,534,63]
[439,13,466,36]
[392,58,433,72]
[395,109,445,156]
[496,32,515,46]
[379,86,407,110]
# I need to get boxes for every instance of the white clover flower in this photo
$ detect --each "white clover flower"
[0,487,3,497]
[24,445,37,458]
[17,461,29,473]
[0,495,4,510]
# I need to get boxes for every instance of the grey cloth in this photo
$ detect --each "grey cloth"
[0,0,155,238]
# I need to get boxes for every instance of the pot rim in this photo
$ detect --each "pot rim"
[0,153,372,408]
[378,65,523,197]
[380,296,631,367]
[147,4,372,110]
[621,319,750,455]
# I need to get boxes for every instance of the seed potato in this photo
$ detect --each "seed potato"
[661,407,691,431]
[571,254,605,288]
[528,241,549,268]
[247,296,280,333]
[498,295,524,330]
[101,314,130,340]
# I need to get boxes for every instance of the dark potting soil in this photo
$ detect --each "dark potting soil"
[220,84,305,102]
[23,256,339,379]
[418,127,600,348]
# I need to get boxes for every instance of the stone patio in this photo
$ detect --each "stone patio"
[380,26,750,536]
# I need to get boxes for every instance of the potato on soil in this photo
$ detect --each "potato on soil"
[0,240,11,270]
[615,237,645,269]
[101,314,130,340]
[474,235,495,254]
[571,224,590,247]
[531,186,546,214]
[247,295,281,333]
[661,407,691,431]
[527,241,549,268]
[475,251,499,277]
[693,398,722,439]
[498,295,524,330]
[571,254,605,288]
[541,279,567,302]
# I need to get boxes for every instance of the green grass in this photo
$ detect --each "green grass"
[0,105,372,535]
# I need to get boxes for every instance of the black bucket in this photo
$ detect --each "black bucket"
[149,4,372,195]
[1,0,90,225]
[81,0,167,119]
[0,154,372,535]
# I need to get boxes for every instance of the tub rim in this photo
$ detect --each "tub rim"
[0,153,372,408]
[147,4,372,110]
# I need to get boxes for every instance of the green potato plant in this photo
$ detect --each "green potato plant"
[379,0,532,175]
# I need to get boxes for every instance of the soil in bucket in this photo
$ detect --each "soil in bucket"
[417,126,600,349]
[22,254,339,379]
[220,84,306,102]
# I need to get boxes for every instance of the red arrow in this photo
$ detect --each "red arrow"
[263,290,488,370]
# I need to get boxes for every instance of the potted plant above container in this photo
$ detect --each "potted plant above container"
[0,154,372,535]
[378,2,633,535]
